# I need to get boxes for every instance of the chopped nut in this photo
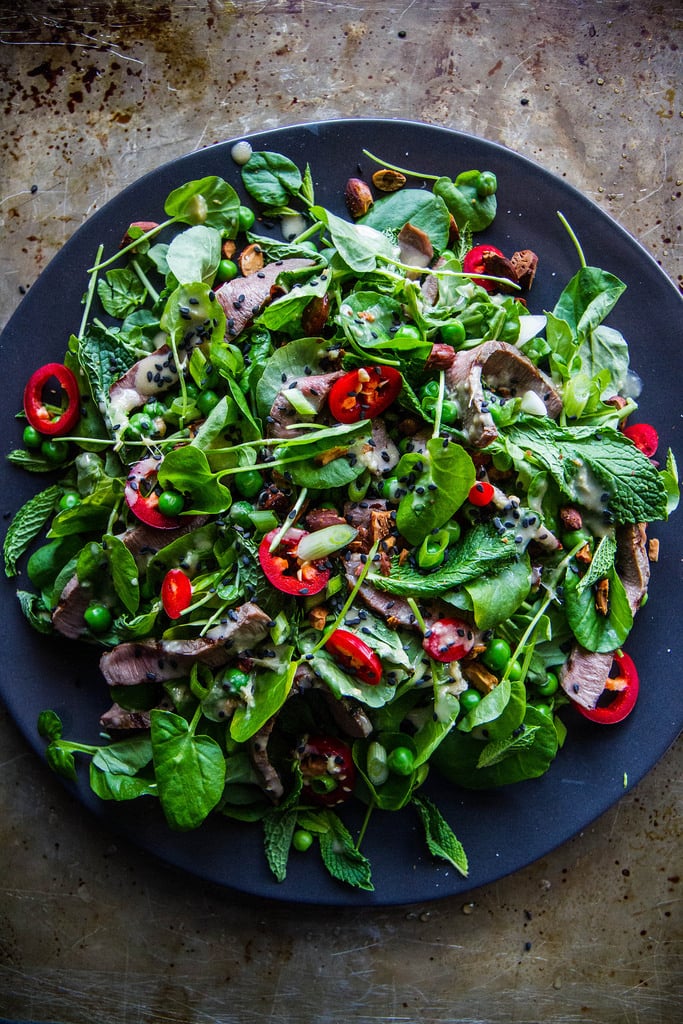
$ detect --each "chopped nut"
[372,168,407,192]
[301,293,331,335]
[448,214,460,246]
[510,249,539,290]
[648,537,660,562]
[462,661,498,694]
[237,243,265,276]
[559,506,583,531]
[575,543,593,564]
[222,238,237,259]
[308,605,328,631]
[595,577,610,616]
[344,177,374,218]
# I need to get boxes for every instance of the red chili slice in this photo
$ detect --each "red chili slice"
[423,618,476,663]
[161,568,193,619]
[576,651,639,725]
[328,365,402,423]
[622,422,659,458]
[325,629,383,686]
[462,244,505,293]
[258,528,331,597]
[23,362,81,437]
[298,735,357,807]
[124,456,184,530]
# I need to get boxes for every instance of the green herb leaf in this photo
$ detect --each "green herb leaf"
[103,533,140,614]
[395,438,475,546]
[4,485,60,577]
[263,807,298,882]
[97,267,147,317]
[412,793,469,876]
[150,710,226,831]
[576,534,617,593]
[476,725,540,768]
[317,810,374,891]
[241,152,303,207]
[166,224,222,285]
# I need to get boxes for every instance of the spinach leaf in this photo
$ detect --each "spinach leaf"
[230,656,297,743]
[103,533,140,614]
[241,151,303,208]
[433,705,559,789]
[165,225,222,285]
[460,556,532,630]
[395,438,475,545]
[553,266,626,337]
[158,445,233,514]
[256,270,330,333]
[564,562,633,653]
[360,189,451,251]
[433,170,497,231]
[311,205,395,273]
[256,336,335,419]
[150,709,226,831]
[164,176,241,231]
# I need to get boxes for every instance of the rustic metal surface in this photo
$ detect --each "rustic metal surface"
[0,2,681,1022]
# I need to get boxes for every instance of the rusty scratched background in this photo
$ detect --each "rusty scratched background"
[0,2,681,1023]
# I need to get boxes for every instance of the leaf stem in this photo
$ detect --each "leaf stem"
[311,540,380,654]
[557,211,587,269]
[79,244,104,340]
[355,797,376,850]
[89,217,175,273]
[268,488,308,553]
[362,149,439,182]
[131,258,160,305]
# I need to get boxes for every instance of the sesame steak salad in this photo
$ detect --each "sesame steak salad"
[3,142,679,893]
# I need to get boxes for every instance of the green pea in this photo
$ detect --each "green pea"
[536,671,559,697]
[222,666,250,692]
[476,171,497,197]
[482,638,512,672]
[197,389,221,417]
[508,659,523,681]
[440,399,459,425]
[393,323,422,344]
[420,380,441,400]
[440,321,466,347]
[237,205,256,232]
[387,746,415,776]
[235,468,264,498]
[459,688,482,713]
[58,490,81,511]
[157,490,185,517]
[292,829,314,852]
[40,439,69,464]
[215,258,238,284]
[23,425,43,449]
[84,603,112,633]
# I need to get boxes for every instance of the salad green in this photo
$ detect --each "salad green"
[3,142,679,893]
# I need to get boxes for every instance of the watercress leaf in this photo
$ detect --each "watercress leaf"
[338,291,419,351]
[150,709,226,831]
[311,205,395,273]
[412,793,468,876]
[256,270,330,333]
[97,267,147,317]
[241,152,302,207]
[230,657,297,743]
[38,709,63,741]
[160,281,226,355]
[263,807,298,882]
[307,647,397,709]
[166,224,222,285]
[661,449,680,516]
[4,485,60,577]
[396,438,475,546]
[46,742,77,782]
[578,324,629,394]
[92,735,153,775]
[434,172,496,232]
[158,445,232,514]
[317,810,374,891]
[103,533,140,614]
[360,189,451,251]
[164,176,241,231]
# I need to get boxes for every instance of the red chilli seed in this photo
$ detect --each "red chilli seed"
[622,422,659,458]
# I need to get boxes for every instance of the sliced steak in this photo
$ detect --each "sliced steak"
[52,575,94,639]
[445,340,562,448]
[616,523,650,612]
[215,258,314,339]
[268,368,344,438]
[249,716,284,801]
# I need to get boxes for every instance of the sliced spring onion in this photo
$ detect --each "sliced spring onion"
[366,741,389,786]
[282,388,319,416]
[296,524,358,561]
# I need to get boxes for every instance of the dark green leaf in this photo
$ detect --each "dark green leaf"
[97,267,147,317]
[317,810,374,891]
[4,485,60,577]
[412,793,468,876]
[263,808,298,882]
[150,710,226,831]
[241,152,302,207]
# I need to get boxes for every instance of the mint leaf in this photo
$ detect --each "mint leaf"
[3,485,60,577]
[506,419,668,524]
[369,522,518,597]
[317,811,374,891]
[576,534,616,594]
[412,794,468,877]
[17,590,53,633]
[476,725,540,768]
[263,808,298,882]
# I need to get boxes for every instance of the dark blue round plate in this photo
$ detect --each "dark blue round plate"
[1,119,680,905]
